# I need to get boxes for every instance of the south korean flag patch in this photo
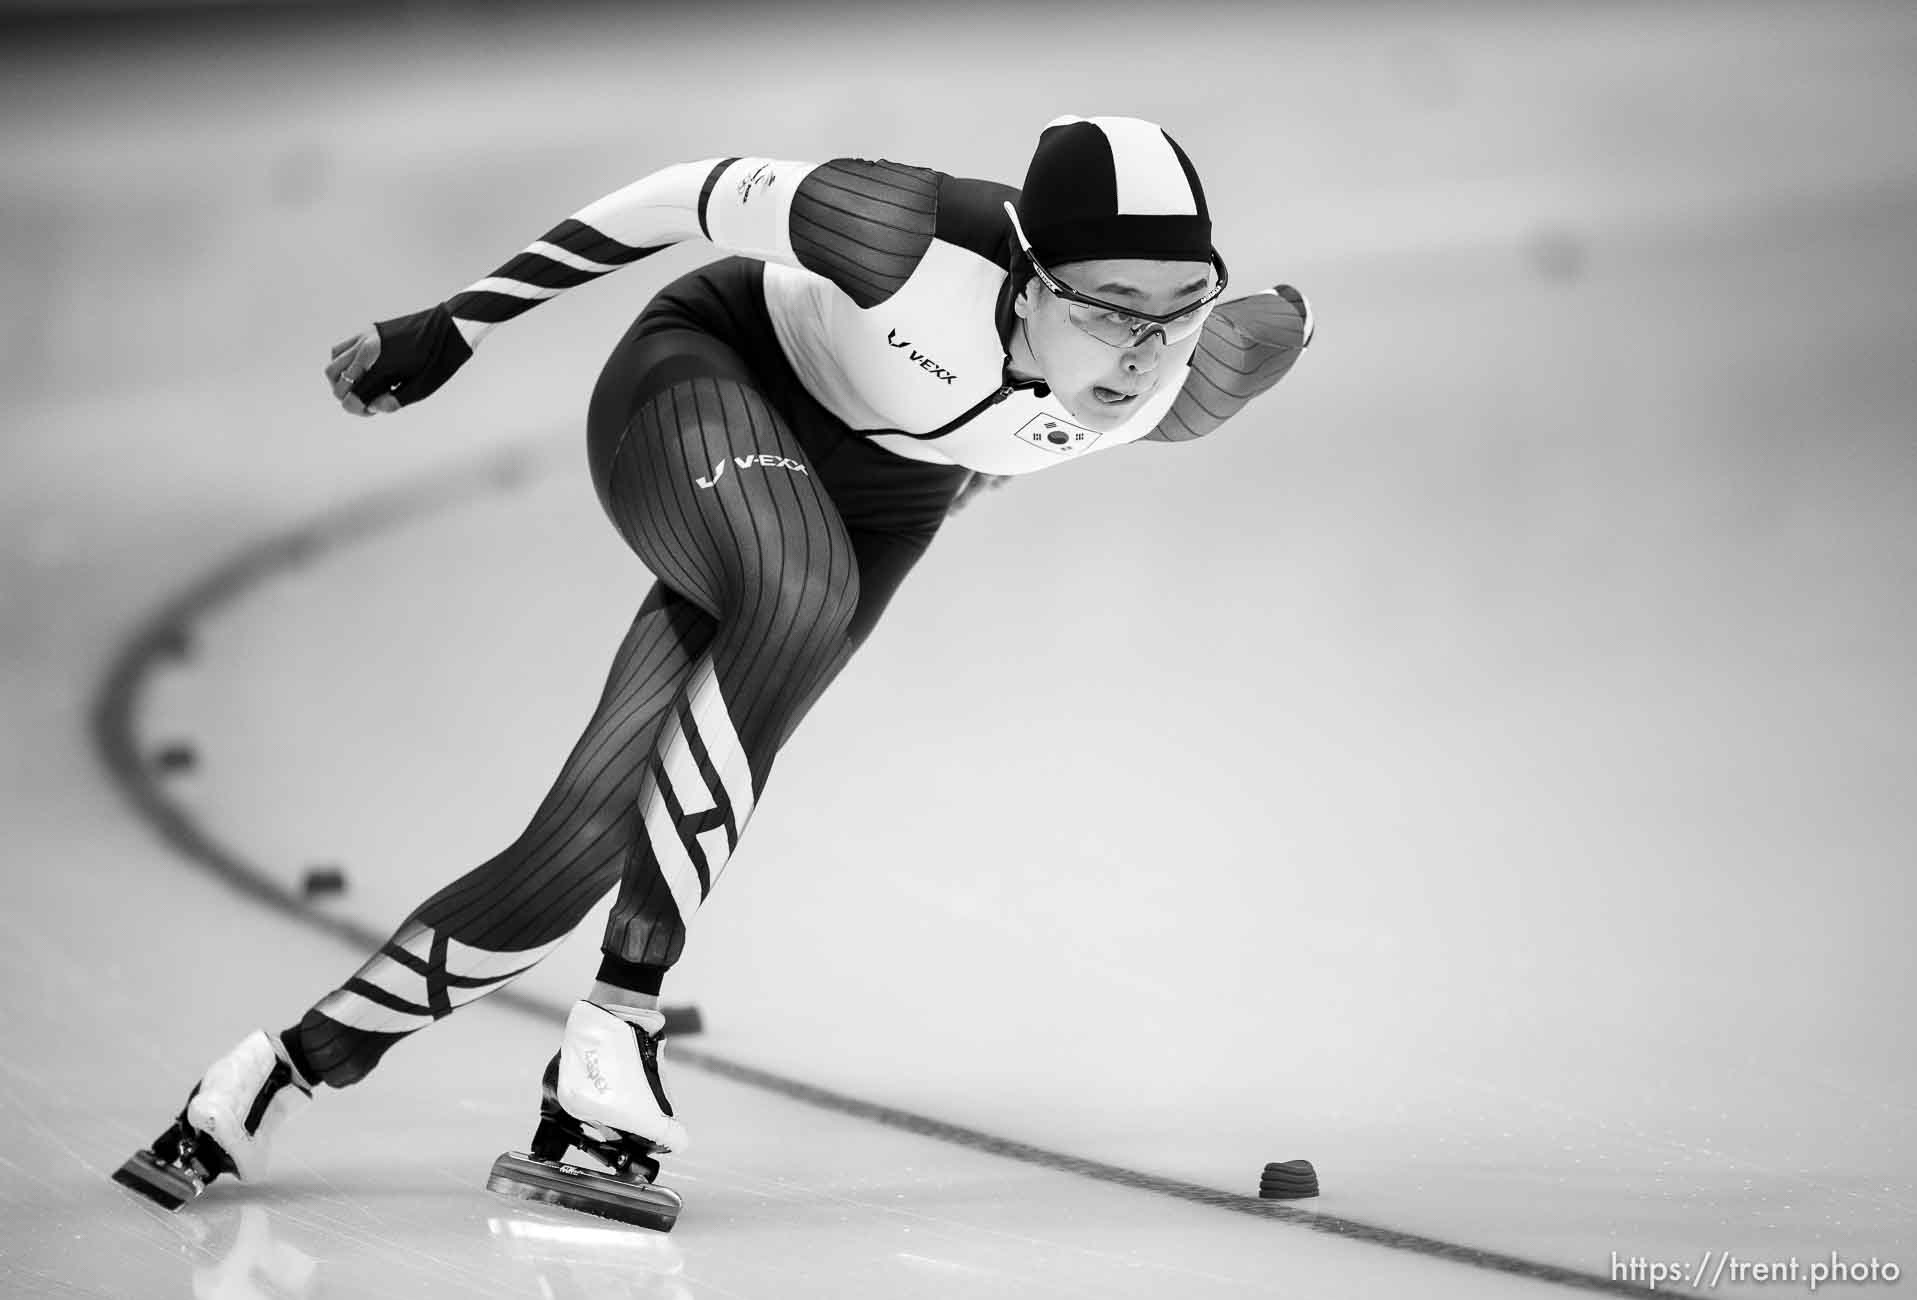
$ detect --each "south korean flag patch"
[1014,413,1102,457]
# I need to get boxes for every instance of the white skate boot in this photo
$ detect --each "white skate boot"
[114,1030,314,1209]
[557,1001,690,1154]
[487,1001,686,1232]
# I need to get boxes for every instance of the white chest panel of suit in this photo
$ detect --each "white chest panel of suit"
[760,254,1182,476]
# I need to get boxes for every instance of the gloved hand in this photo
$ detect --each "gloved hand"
[1254,284,1313,350]
[324,304,474,417]
[1201,285,1313,358]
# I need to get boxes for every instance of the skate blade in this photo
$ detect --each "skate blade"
[112,1149,204,1211]
[487,1151,682,1233]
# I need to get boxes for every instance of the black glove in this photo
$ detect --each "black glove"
[347,304,474,408]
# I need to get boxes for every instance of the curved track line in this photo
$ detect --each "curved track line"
[91,438,1640,1296]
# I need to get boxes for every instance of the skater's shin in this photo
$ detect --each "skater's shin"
[280,588,712,1089]
[591,949,665,1014]
[594,379,863,971]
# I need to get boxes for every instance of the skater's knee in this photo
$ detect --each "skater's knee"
[732,552,858,650]
[532,788,628,870]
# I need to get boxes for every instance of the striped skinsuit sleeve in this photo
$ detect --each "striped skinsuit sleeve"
[439,158,724,353]
[439,155,942,355]
[1143,285,1314,443]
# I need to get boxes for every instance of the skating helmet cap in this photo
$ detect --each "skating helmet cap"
[1014,115,1213,267]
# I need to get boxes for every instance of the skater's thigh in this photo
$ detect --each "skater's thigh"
[587,325,758,504]
[588,329,857,625]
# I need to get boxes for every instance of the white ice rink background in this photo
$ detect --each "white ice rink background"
[2,2,1913,1296]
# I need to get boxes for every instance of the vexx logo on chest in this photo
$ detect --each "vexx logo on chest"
[886,329,957,384]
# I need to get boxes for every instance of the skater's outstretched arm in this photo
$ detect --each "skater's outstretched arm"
[1139,284,1313,444]
[325,155,952,416]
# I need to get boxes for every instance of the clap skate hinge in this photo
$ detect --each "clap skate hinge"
[112,1100,237,1211]
[485,1053,681,1232]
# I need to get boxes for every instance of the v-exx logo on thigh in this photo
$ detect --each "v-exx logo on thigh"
[695,455,811,490]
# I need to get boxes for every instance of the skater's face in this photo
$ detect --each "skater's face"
[1011,257,1219,431]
